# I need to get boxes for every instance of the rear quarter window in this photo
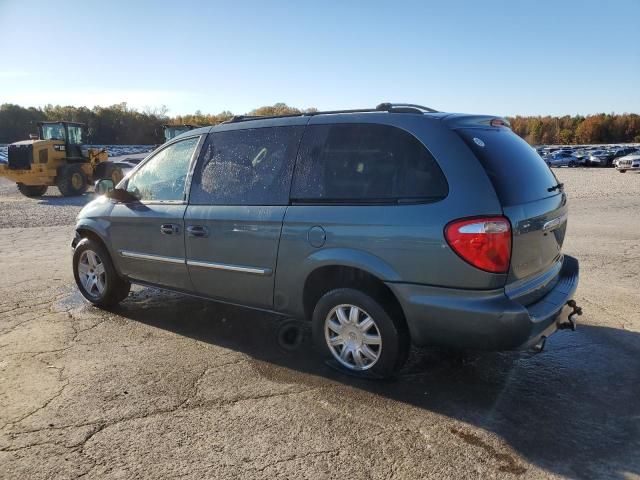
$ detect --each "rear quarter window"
[456,128,559,206]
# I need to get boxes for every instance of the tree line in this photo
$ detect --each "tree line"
[1,102,639,145]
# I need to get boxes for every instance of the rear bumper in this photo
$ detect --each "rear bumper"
[387,255,579,350]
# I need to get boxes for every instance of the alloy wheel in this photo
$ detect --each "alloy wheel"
[324,304,382,370]
[77,250,107,298]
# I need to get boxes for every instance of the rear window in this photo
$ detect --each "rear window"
[457,128,559,206]
[291,123,448,203]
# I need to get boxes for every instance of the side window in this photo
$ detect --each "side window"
[67,126,83,145]
[291,123,448,202]
[189,126,304,205]
[126,136,199,201]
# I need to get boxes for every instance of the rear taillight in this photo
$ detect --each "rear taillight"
[444,217,511,273]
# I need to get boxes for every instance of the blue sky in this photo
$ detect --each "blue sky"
[0,0,638,117]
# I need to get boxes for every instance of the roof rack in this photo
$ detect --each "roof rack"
[375,103,439,113]
[222,102,438,124]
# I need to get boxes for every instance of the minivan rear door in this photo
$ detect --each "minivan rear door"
[184,123,305,309]
[456,126,567,297]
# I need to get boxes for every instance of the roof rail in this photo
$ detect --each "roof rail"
[222,103,438,124]
[375,103,439,113]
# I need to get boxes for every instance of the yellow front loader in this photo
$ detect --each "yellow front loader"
[0,121,123,197]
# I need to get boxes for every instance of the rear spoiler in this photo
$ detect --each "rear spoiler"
[443,114,511,129]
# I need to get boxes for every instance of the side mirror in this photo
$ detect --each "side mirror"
[94,178,114,196]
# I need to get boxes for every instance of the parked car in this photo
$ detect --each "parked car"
[72,103,580,378]
[588,150,615,167]
[573,150,591,164]
[616,153,640,173]
[612,147,638,165]
[546,151,581,167]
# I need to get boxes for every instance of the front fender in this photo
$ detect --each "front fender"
[74,218,123,275]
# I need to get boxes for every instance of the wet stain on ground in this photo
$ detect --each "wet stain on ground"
[450,427,527,475]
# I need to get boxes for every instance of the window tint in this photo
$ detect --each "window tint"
[189,126,303,205]
[456,128,559,207]
[126,136,199,201]
[291,124,448,203]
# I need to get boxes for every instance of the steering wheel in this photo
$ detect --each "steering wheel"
[171,175,187,194]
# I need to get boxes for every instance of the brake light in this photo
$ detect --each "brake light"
[490,118,509,127]
[444,217,511,273]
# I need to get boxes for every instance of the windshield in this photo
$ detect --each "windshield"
[41,123,66,141]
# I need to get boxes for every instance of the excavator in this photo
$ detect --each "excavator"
[0,121,124,197]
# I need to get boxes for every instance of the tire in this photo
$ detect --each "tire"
[57,164,88,196]
[619,170,626,173]
[17,184,48,197]
[95,162,124,185]
[312,288,409,379]
[73,237,131,307]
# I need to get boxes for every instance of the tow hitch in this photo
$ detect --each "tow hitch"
[558,299,582,331]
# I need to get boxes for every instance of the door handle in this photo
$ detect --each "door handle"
[187,225,209,238]
[160,223,181,235]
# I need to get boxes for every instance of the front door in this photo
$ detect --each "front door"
[108,135,203,291]
[184,124,305,308]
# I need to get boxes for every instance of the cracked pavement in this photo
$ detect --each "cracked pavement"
[0,169,639,479]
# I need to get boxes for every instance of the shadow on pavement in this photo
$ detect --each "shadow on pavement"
[111,289,640,479]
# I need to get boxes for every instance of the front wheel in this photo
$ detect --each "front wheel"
[17,184,48,197]
[73,238,130,307]
[57,164,88,196]
[618,170,626,173]
[312,288,409,378]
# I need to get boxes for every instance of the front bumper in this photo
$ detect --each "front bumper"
[387,255,580,351]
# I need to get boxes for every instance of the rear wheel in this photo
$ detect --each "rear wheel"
[73,237,130,307]
[57,164,88,196]
[17,184,48,197]
[312,288,409,378]
[619,169,627,173]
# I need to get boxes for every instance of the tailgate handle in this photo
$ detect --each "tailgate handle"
[542,213,567,232]
[187,225,209,238]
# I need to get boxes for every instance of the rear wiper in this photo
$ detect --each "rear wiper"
[547,182,564,192]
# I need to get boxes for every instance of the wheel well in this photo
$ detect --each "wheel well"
[76,228,109,254]
[302,265,407,327]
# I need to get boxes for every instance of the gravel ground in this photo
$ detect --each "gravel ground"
[0,167,639,479]
[0,154,145,228]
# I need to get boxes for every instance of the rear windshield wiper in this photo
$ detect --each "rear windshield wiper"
[547,182,564,192]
